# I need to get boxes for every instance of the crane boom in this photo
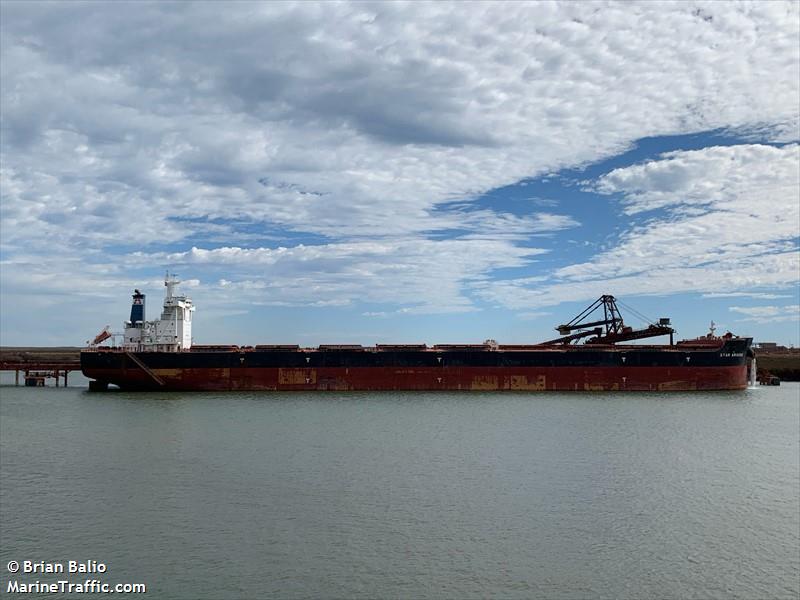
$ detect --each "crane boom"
[542,295,674,345]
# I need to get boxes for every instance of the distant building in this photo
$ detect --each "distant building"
[754,342,790,353]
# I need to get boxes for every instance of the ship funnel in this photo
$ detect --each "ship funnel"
[130,289,145,325]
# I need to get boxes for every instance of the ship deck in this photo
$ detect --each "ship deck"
[84,340,729,354]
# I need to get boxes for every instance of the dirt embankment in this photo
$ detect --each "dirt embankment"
[756,352,800,382]
[0,347,82,365]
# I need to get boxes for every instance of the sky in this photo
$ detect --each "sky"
[1,1,799,347]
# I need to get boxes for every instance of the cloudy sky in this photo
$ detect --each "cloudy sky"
[1,1,798,347]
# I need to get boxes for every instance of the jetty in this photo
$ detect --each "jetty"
[0,347,81,387]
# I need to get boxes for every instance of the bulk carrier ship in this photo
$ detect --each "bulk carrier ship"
[81,275,753,392]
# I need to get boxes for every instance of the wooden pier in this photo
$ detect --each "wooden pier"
[0,347,81,387]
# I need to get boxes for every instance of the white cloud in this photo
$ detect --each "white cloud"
[1,2,799,342]
[559,144,799,281]
[730,305,800,324]
[594,144,799,216]
[480,144,800,310]
[122,239,547,313]
[2,2,798,249]
[702,292,792,300]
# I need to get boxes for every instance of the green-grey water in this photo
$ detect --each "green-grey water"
[1,383,798,599]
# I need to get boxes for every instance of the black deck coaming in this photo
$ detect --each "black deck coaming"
[81,338,751,370]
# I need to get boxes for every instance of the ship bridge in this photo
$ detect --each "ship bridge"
[122,274,195,352]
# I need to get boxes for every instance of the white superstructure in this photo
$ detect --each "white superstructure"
[123,274,195,352]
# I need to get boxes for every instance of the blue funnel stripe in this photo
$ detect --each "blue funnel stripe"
[130,290,145,324]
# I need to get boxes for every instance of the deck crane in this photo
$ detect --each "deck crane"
[87,326,112,347]
[541,295,675,345]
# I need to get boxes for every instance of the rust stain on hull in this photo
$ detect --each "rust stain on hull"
[509,375,547,391]
[83,365,749,392]
[278,368,316,385]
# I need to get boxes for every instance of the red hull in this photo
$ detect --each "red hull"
[83,365,749,392]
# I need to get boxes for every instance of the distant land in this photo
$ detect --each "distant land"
[1,346,799,383]
[752,350,800,381]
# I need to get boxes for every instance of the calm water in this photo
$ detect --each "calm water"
[1,383,798,599]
